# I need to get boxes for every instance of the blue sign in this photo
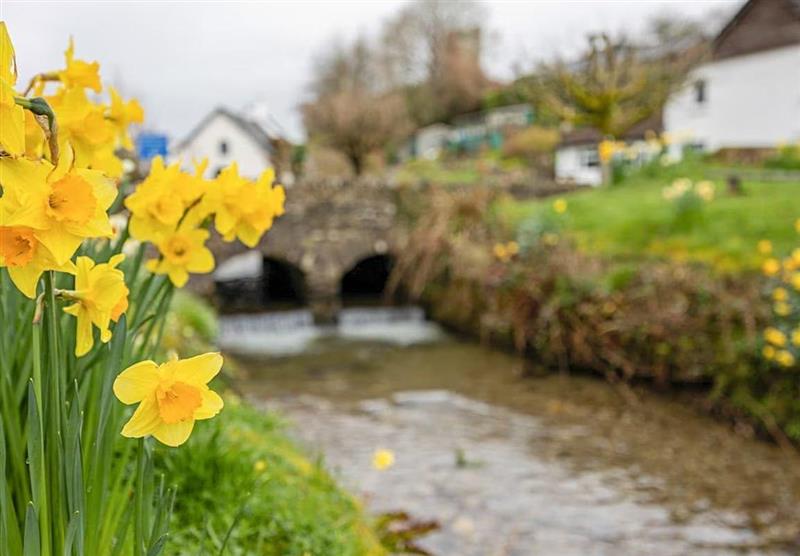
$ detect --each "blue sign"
[136,133,168,161]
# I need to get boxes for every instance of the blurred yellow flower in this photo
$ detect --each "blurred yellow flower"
[108,86,144,149]
[58,37,101,92]
[775,350,795,368]
[764,327,787,347]
[206,165,285,247]
[254,460,267,473]
[62,255,128,357]
[694,180,715,202]
[757,240,773,255]
[126,157,191,242]
[792,328,800,347]
[113,352,224,447]
[493,243,508,262]
[146,226,215,287]
[507,241,519,255]
[553,198,567,214]
[47,86,121,176]
[791,273,800,291]
[762,258,780,276]
[372,449,395,471]
[773,287,789,302]
[774,302,791,317]
[762,345,776,360]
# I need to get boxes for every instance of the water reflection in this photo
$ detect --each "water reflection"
[228,308,800,555]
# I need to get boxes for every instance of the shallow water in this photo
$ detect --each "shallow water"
[225,310,800,555]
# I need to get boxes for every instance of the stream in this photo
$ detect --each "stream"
[222,308,800,556]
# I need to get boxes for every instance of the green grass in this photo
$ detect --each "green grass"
[499,160,800,272]
[159,399,384,555]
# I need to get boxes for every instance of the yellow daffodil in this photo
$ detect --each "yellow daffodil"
[775,350,795,368]
[791,273,800,291]
[774,302,791,317]
[146,226,215,287]
[553,198,567,214]
[757,240,772,255]
[773,287,789,302]
[762,258,780,276]
[764,327,787,347]
[47,86,121,176]
[372,449,395,471]
[493,243,509,262]
[762,345,776,360]
[694,180,715,202]
[58,37,101,92]
[205,165,285,247]
[792,328,800,347]
[0,23,24,156]
[0,147,116,265]
[125,157,208,242]
[254,460,267,473]
[0,224,75,298]
[113,352,224,447]
[62,255,128,357]
[108,86,144,149]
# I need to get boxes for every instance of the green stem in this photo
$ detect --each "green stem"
[134,438,146,556]
[30,321,51,556]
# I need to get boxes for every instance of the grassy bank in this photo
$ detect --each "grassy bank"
[393,178,800,443]
[498,159,800,272]
[159,292,385,555]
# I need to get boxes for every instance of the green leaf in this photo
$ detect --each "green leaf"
[23,503,40,556]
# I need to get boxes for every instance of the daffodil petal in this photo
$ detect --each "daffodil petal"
[7,263,42,299]
[173,352,223,386]
[113,360,159,405]
[121,396,161,438]
[74,309,94,357]
[152,419,194,447]
[194,389,224,420]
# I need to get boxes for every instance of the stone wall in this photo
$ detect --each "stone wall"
[200,180,405,321]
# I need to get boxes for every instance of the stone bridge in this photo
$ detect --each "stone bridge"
[203,181,406,321]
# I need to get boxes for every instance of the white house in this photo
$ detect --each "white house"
[554,128,604,187]
[554,115,662,187]
[172,107,274,179]
[664,0,800,154]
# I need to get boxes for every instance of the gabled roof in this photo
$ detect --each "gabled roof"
[175,107,274,153]
[712,0,800,60]
[558,113,663,148]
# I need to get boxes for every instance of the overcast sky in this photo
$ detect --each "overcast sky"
[1,1,740,143]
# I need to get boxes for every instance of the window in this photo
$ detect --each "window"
[694,80,706,104]
[219,140,229,155]
[580,147,600,168]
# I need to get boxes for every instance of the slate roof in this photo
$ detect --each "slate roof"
[175,107,274,153]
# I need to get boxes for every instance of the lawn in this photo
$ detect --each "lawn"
[498,160,800,272]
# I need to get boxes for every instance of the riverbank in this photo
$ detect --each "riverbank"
[391,164,800,443]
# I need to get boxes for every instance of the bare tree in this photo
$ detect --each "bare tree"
[303,37,410,176]
[378,0,489,125]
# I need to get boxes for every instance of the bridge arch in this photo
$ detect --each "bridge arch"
[213,251,307,311]
[339,253,396,306]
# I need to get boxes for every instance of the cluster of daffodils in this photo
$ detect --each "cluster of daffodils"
[759,227,800,370]
[662,178,715,203]
[0,23,283,448]
[493,240,519,263]
[124,157,285,287]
